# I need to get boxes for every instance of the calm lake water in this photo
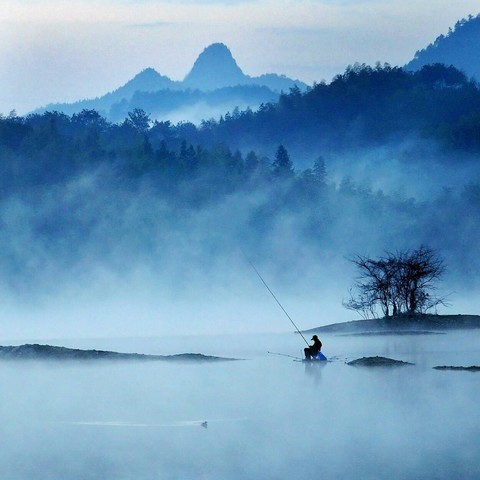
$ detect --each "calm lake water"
[0,330,479,479]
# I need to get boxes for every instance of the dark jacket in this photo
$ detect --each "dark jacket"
[311,338,322,351]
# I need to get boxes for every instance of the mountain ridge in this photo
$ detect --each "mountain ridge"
[34,43,308,122]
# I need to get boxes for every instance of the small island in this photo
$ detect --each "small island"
[0,344,236,362]
[303,314,480,335]
[301,247,479,335]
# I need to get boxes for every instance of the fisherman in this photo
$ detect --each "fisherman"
[304,335,322,360]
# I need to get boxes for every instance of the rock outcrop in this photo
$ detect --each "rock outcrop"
[347,356,414,367]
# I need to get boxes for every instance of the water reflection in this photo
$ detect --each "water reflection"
[304,360,325,384]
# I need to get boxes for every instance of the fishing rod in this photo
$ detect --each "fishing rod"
[247,259,310,346]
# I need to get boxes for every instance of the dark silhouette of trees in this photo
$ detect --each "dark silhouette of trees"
[125,108,151,133]
[312,156,327,186]
[192,62,480,154]
[0,110,30,149]
[344,246,447,319]
[415,63,469,88]
[272,144,294,179]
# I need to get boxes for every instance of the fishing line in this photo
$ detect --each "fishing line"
[267,351,303,360]
[247,258,310,346]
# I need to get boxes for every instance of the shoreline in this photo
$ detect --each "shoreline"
[302,314,480,334]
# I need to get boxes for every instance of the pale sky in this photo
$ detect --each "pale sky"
[0,0,479,114]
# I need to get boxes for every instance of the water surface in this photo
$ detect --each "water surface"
[1,330,479,479]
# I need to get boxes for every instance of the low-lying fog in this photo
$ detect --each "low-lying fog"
[1,331,479,480]
[1,132,480,340]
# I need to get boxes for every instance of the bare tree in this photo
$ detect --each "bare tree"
[343,254,397,318]
[343,286,377,320]
[395,246,446,314]
[344,246,447,319]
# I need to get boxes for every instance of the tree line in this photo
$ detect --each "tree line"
[192,62,480,153]
[0,107,330,210]
[4,62,480,163]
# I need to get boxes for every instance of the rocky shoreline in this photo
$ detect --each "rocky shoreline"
[0,344,236,362]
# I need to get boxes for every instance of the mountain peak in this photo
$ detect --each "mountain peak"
[134,67,162,81]
[128,68,174,91]
[183,43,247,90]
[200,43,234,59]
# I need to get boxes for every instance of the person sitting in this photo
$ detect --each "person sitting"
[304,335,322,360]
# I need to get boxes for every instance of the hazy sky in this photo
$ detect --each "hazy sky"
[0,0,479,114]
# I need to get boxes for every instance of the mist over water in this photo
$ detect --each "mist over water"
[1,331,479,480]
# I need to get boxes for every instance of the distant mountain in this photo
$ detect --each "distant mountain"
[35,43,308,123]
[40,68,182,118]
[105,68,181,103]
[183,43,246,90]
[183,43,307,92]
[406,14,480,80]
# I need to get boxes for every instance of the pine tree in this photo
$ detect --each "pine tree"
[272,144,294,179]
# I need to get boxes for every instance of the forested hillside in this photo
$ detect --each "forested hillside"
[1,72,480,300]
[190,63,480,156]
[406,14,480,81]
